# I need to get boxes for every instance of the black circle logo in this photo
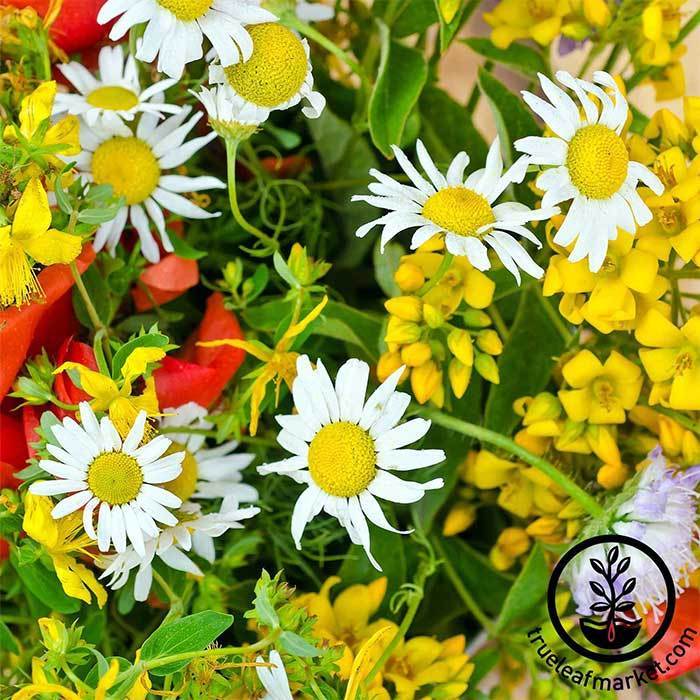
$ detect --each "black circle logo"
[547,534,676,663]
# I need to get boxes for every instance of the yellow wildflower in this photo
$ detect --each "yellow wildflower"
[344,625,395,700]
[558,349,643,424]
[630,405,700,465]
[489,527,531,571]
[22,494,107,607]
[637,310,700,409]
[483,0,571,49]
[54,347,163,436]
[0,178,81,307]
[639,0,683,67]
[648,50,686,101]
[200,295,328,435]
[442,501,477,537]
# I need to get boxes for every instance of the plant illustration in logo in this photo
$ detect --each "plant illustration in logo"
[579,545,642,650]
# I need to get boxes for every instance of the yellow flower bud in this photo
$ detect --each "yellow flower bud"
[401,342,432,367]
[462,309,492,327]
[423,303,444,328]
[476,329,503,356]
[490,546,516,571]
[447,329,474,366]
[586,425,622,467]
[384,296,423,322]
[448,358,472,399]
[583,0,610,27]
[522,392,562,425]
[394,262,425,292]
[377,351,404,382]
[526,516,562,539]
[496,527,531,558]
[442,502,477,536]
[411,360,442,404]
[514,429,550,456]
[597,463,630,490]
[385,316,421,344]
[474,353,500,384]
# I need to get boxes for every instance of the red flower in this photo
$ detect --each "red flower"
[154,293,245,408]
[53,337,98,406]
[0,245,95,401]
[646,588,700,681]
[5,0,110,54]
[131,253,199,312]
[0,411,26,489]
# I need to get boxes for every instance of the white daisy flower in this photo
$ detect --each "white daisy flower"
[352,138,558,283]
[209,22,325,122]
[29,403,185,556]
[258,355,445,570]
[97,0,276,80]
[192,84,263,141]
[100,498,260,600]
[257,649,293,700]
[515,70,664,272]
[53,45,180,136]
[159,401,259,504]
[74,107,225,263]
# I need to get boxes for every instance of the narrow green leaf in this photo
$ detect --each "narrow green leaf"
[11,555,80,614]
[436,0,479,51]
[373,239,403,298]
[278,631,320,657]
[169,233,207,260]
[0,620,19,654]
[463,38,548,77]
[369,21,428,158]
[140,611,233,676]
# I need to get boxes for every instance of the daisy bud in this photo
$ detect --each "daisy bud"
[596,462,630,490]
[385,316,421,344]
[448,358,472,399]
[476,329,503,356]
[474,353,500,384]
[447,329,474,366]
[423,303,444,329]
[411,360,442,404]
[385,296,423,322]
[377,351,406,382]
[394,262,425,292]
[400,342,432,367]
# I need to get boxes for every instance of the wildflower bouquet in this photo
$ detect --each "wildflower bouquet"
[1,0,700,698]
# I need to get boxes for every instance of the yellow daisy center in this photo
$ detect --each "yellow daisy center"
[422,186,496,238]
[308,422,376,497]
[157,0,212,21]
[91,137,161,205]
[162,443,198,502]
[86,86,139,111]
[223,23,307,108]
[87,452,143,505]
[566,124,629,200]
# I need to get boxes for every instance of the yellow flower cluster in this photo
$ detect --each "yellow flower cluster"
[379,244,500,406]
[295,576,473,699]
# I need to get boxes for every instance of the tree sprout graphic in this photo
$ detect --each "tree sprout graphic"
[579,545,643,650]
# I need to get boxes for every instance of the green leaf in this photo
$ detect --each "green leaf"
[11,554,80,614]
[77,207,122,224]
[273,251,301,289]
[496,543,548,632]
[477,68,539,165]
[419,86,488,168]
[435,0,479,51]
[369,22,428,158]
[278,631,320,657]
[140,611,233,676]
[110,331,171,380]
[314,301,383,361]
[484,287,566,435]
[373,239,403,298]
[253,582,279,629]
[0,620,19,654]
[462,38,548,77]
[169,233,207,260]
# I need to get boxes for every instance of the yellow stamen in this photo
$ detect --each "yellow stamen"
[0,234,41,307]
[308,422,376,497]
[422,186,496,238]
[88,453,143,505]
[86,86,139,111]
[162,443,198,502]
[157,0,212,21]
[675,351,694,376]
[224,23,307,108]
[592,378,615,409]
[526,0,556,19]
[91,136,161,205]
[566,124,629,200]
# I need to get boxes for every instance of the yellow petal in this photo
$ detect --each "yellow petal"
[561,349,603,388]
[283,295,329,341]
[463,269,495,308]
[12,179,51,241]
[635,309,684,347]
[619,248,658,294]
[19,81,56,139]
[23,493,60,549]
[52,553,108,608]
[639,347,679,383]
[44,116,80,156]
[669,365,700,409]
[344,625,395,700]
[558,388,592,423]
[95,659,120,700]
[12,683,81,699]
[54,362,119,406]
[198,338,272,362]
[22,229,81,266]
[249,368,275,436]
[121,347,166,383]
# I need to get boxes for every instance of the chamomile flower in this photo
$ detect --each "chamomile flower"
[53,45,180,135]
[209,22,325,122]
[352,138,559,283]
[100,499,260,600]
[192,84,262,141]
[97,0,276,80]
[74,107,224,262]
[159,402,258,504]
[515,71,664,272]
[256,649,293,700]
[29,404,185,556]
[258,355,445,570]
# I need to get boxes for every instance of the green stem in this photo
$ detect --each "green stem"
[69,261,112,363]
[225,138,279,252]
[643,401,700,436]
[417,407,606,518]
[417,252,454,297]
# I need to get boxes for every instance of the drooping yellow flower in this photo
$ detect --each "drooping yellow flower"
[483,0,571,49]
[54,347,164,436]
[637,309,700,409]
[558,349,643,425]
[22,493,107,607]
[0,178,81,307]
[200,295,328,435]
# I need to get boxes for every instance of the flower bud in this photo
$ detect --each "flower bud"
[490,545,515,571]
[377,351,406,382]
[443,502,476,536]
[474,353,500,384]
[423,303,444,328]
[462,309,492,328]
[447,329,474,366]
[384,296,423,322]
[394,262,425,292]
[597,462,630,490]
[400,342,431,367]
[448,358,472,399]
[496,527,531,558]
[385,316,421,344]
[476,329,503,356]
[411,360,442,404]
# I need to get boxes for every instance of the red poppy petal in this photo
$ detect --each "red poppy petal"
[0,411,28,470]
[53,337,98,405]
[154,356,220,409]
